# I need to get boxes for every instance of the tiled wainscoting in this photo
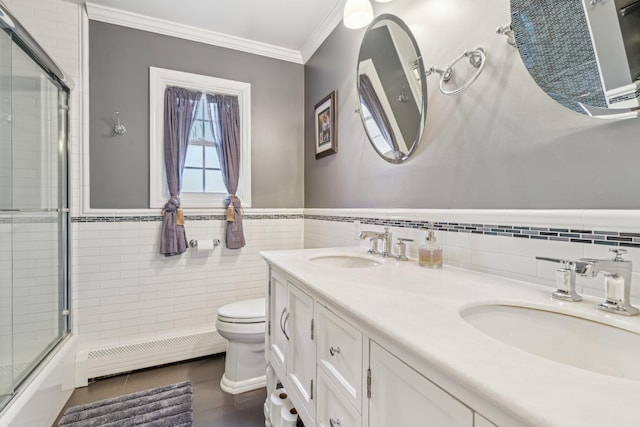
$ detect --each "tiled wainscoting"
[71,210,303,378]
[304,209,640,299]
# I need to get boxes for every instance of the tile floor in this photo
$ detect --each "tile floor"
[53,353,266,426]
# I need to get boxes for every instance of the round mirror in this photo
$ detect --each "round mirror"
[511,0,640,117]
[357,14,427,163]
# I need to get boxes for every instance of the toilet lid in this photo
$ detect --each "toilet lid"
[217,298,265,323]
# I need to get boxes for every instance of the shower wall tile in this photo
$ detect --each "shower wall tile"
[71,214,303,350]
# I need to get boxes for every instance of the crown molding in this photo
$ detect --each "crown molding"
[85,3,304,64]
[301,0,345,63]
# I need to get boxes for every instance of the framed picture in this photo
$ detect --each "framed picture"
[314,91,337,159]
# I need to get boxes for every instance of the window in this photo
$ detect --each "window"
[182,97,225,194]
[149,67,251,209]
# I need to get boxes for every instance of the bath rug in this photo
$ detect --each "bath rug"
[57,381,193,427]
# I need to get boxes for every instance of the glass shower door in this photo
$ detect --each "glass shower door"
[10,37,66,387]
[0,14,70,411]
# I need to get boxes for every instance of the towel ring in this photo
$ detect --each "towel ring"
[426,47,486,95]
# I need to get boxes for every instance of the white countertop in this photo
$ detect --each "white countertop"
[260,247,640,427]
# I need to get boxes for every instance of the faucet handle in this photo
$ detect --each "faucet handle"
[553,267,582,302]
[395,238,413,261]
[609,248,627,261]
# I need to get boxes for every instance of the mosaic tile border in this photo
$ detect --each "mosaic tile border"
[71,214,304,223]
[305,215,640,249]
[0,216,59,224]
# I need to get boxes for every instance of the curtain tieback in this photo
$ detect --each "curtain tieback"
[226,194,237,222]
[176,208,185,225]
[162,196,184,225]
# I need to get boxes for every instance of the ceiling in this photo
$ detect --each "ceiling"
[65,0,347,63]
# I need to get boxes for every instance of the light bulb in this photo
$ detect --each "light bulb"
[343,0,374,29]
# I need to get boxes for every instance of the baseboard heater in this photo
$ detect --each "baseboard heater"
[75,330,227,387]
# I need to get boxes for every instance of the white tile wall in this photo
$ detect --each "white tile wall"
[72,215,304,350]
[304,209,640,300]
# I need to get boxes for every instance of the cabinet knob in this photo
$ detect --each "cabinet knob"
[329,346,341,356]
[330,417,341,427]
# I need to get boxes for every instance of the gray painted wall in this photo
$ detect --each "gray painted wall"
[304,0,640,209]
[90,21,304,209]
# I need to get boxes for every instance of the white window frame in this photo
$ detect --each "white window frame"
[149,66,251,209]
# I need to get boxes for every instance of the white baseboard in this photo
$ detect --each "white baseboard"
[75,330,227,386]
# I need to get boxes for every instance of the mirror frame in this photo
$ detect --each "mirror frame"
[357,14,428,164]
[510,0,640,119]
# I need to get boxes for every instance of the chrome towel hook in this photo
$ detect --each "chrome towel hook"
[426,47,487,95]
[113,111,126,135]
[496,24,516,47]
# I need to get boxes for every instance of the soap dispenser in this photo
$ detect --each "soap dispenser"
[419,229,443,268]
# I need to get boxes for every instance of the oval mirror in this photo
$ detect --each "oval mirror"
[357,14,427,163]
[511,0,640,118]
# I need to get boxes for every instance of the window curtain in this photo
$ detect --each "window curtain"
[160,86,202,256]
[206,94,246,249]
[358,74,401,159]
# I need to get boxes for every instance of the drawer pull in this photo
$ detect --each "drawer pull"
[330,417,341,427]
[329,346,341,356]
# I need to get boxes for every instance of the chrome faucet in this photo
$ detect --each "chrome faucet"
[578,249,638,316]
[358,230,383,255]
[358,227,411,260]
[358,227,392,256]
[537,249,638,316]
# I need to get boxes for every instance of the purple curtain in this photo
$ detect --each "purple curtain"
[160,86,202,256]
[359,74,401,158]
[206,94,245,249]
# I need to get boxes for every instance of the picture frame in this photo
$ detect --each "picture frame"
[314,90,337,159]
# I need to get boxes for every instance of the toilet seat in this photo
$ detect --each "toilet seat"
[217,298,265,324]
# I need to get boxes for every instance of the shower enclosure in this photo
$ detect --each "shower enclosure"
[0,2,71,412]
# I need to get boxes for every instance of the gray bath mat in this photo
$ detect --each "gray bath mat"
[57,381,193,427]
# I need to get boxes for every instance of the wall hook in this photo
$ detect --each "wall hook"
[496,24,516,47]
[114,111,126,135]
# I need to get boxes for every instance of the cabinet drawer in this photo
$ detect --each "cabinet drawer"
[317,304,363,411]
[317,368,362,427]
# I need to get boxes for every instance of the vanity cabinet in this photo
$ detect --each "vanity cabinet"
[267,265,492,427]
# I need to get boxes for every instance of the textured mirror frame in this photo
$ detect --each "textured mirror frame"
[511,0,640,118]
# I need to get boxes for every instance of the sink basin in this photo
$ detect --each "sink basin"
[308,254,381,268]
[461,304,640,381]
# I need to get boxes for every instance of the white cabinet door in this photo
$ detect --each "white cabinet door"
[288,283,316,420]
[269,269,289,378]
[369,342,473,427]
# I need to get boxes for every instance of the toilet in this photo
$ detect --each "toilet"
[216,297,266,394]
